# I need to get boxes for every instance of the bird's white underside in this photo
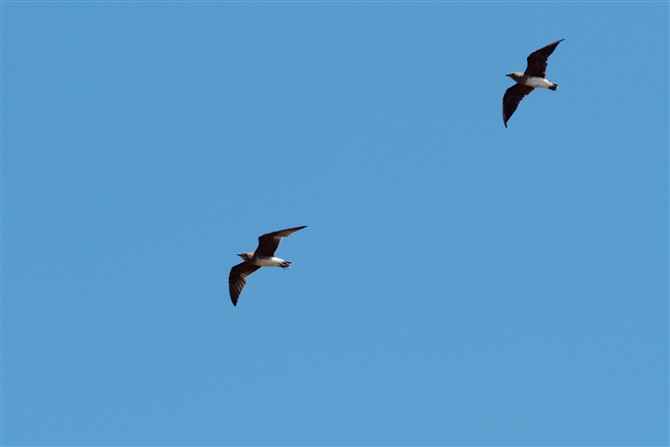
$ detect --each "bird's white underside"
[525,77,555,89]
[253,256,288,267]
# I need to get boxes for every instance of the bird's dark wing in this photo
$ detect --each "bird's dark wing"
[229,262,260,306]
[256,225,307,256]
[503,84,535,127]
[525,39,564,78]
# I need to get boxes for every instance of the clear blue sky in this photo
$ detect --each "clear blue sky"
[3,2,668,445]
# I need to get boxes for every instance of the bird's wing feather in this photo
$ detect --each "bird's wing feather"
[229,262,260,306]
[525,39,564,78]
[503,84,535,127]
[256,225,307,256]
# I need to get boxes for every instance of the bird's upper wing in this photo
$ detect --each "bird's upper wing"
[503,84,535,127]
[256,225,307,256]
[229,262,261,306]
[525,39,564,78]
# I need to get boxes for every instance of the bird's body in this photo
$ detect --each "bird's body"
[503,39,564,127]
[239,253,291,268]
[507,73,557,90]
[228,226,307,306]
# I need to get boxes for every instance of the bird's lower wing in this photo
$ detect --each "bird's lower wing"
[229,262,261,306]
[503,84,535,127]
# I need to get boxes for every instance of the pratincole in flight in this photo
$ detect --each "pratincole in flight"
[502,39,564,127]
[228,226,307,306]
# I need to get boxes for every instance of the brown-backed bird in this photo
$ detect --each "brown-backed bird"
[503,39,564,127]
[228,226,307,306]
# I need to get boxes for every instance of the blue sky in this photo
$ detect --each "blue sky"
[2,1,668,445]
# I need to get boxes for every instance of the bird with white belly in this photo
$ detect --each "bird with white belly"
[228,226,307,306]
[502,39,564,127]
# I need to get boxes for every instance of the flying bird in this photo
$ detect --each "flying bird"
[502,39,564,127]
[228,226,307,306]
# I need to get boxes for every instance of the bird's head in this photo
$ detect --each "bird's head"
[506,72,523,81]
[237,252,253,261]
